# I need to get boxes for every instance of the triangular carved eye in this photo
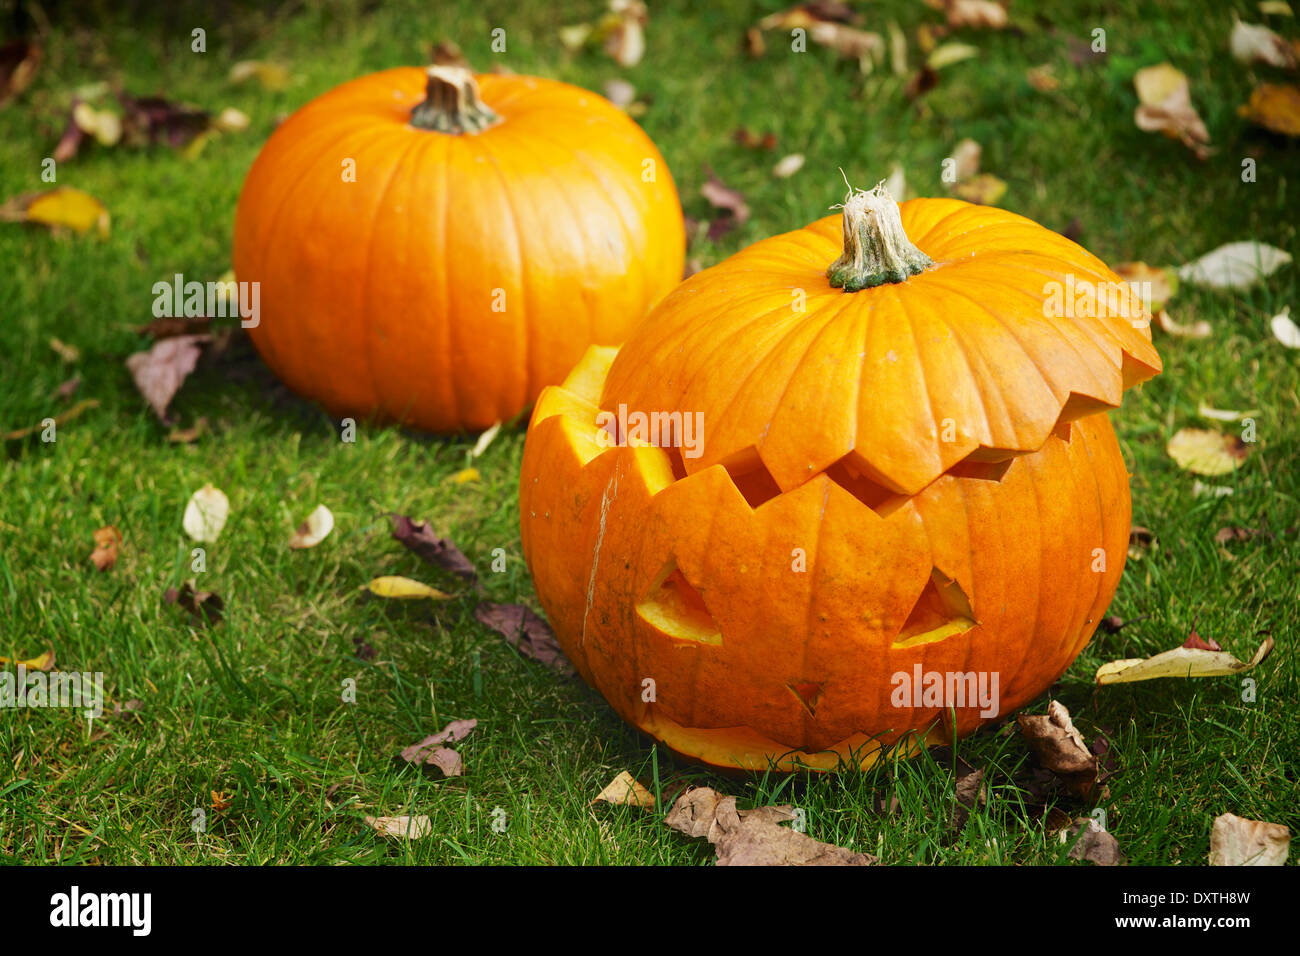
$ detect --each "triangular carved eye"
[893,569,977,648]
[788,681,824,717]
[636,561,721,645]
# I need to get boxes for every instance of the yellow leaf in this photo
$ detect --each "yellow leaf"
[1096,636,1273,684]
[1239,83,1300,137]
[228,60,291,91]
[592,770,656,809]
[951,173,1006,205]
[450,467,481,484]
[363,576,451,600]
[927,42,980,69]
[1166,428,1251,475]
[0,649,56,670]
[2,187,110,236]
[1134,62,1188,106]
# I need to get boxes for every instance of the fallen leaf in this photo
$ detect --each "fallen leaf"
[2,398,99,441]
[164,580,224,626]
[1215,526,1263,544]
[212,107,250,133]
[1026,63,1060,92]
[1167,428,1251,476]
[1062,817,1126,865]
[470,420,502,458]
[211,791,232,812]
[604,0,648,67]
[733,127,778,150]
[593,770,656,808]
[904,64,939,99]
[228,60,291,91]
[90,525,122,571]
[53,376,81,401]
[364,814,432,840]
[604,78,636,108]
[1183,629,1224,651]
[117,93,211,148]
[1128,525,1156,560]
[112,699,142,717]
[288,504,333,550]
[167,417,209,443]
[1230,20,1297,69]
[450,467,480,484]
[0,187,110,236]
[363,576,451,600]
[1133,63,1211,159]
[665,787,875,865]
[928,41,980,69]
[1198,404,1260,422]
[945,0,1008,30]
[182,483,229,543]
[1113,261,1177,312]
[400,719,477,776]
[772,153,805,178]
[948,138,982,182]
[474,602,575,675]
[1017,700,1098,799]
[744,26,766,57]
[0,649,55,671]
[0,39,41,107]
[1153,308,1212,338]
[1096,634,1273,684]
[72,101,123,148]
[701,170,750,226]
[1270,306,1300,347]
[125,334,210,422]
[1209,812,1290,865]
[390,515,477,581]
[49,337,81,362]
[1177,240,1292,288]
[1192,480,1235,498]
[952,172,1006,205]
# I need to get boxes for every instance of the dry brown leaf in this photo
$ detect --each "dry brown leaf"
[0,648,56,671]
[164,580,224,626]
[593,770,656,809]
[474,602,575,675]
[364,814,432,840]
[1133,63,1211,158]
[605,0,648,67]
[90,525,122,571]
[945,0,1008,30]
[1017,700,1098,798]
[1026,63,1059,92]
[390,515,477,582]
[0,39,41,107]
[125,334,210,423]
[1062,817,1126,865]
[665,787,875,865]
[1209,812,1290,865]
[1239,82,1300,136]
[1113,261,1177,312]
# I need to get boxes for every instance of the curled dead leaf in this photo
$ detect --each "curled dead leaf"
[475,602,575,675]
[1133,63,1211,159]
[126,334,211,422]
[90,525,122,571]
[288,504,333,549]
[164,580,224,626]
[182,483,229,543]
[1239,82,1300,136]
[593,770,656,809]
[1209,812,1290,866]
[1017,700,1098,799]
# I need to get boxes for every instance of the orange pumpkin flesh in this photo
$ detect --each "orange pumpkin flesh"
[233,66,685,433]
[520,186,1161,772]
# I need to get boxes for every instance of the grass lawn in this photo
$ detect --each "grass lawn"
[1,0,1296,865]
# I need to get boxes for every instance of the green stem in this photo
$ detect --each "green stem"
[409,65,500,134]
[826,182,932,291]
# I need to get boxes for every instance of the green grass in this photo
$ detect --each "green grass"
[1,0,1296,865]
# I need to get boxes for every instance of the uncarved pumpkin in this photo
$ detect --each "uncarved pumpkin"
[520,184,1162,771]
[233,66,685,433]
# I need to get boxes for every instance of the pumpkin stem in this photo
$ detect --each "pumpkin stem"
[410,65,501,134]
[826,181,932,291]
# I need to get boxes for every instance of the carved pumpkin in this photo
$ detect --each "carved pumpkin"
[233,66,685,433]
[520,183,1161,771]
